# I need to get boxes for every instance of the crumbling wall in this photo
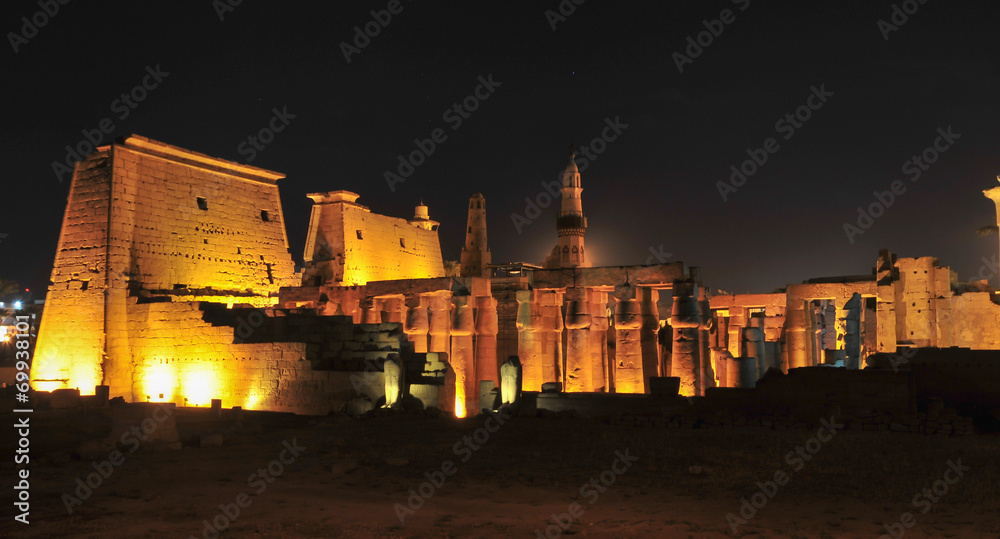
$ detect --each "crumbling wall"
[128,301,382,415]
[949,292,1000,349]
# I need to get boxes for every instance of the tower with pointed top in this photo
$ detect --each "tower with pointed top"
[460,193,491,277]
[545,151,590,268]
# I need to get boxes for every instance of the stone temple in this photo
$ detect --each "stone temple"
[29,134,1000,416]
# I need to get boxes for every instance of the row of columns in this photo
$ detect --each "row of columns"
[513,281,716,397]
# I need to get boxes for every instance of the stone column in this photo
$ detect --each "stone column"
[380,296,404,324]
[403,297,429,353]
[984,180,1000,288]
[834,297,848,356]
[785,291,809,371]
[613,297,643,394]
[588,288,608,392]
[639,287,660,394]
[712,348,735,387]
[698,285,715,391]
[738,356,758,389]
[844,292,862,369]
[564,289,593,392]
[427,293,452,357]
[341,294,362,323]
[539,290,564,386]
[875,249,898,353]
[515,290,542,392]
[362,298,381,325]
[451,297,476,417]
[742,320,766,380]
[475,295,499,385]
[671,281,702,396]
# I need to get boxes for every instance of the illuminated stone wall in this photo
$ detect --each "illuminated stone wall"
[32,135,297,397]
[303,191,446,286]
[31,149,113,393]
[713,251,1000,388]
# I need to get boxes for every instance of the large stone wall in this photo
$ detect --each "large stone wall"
[32,135,297,396]
[31,150,113,392]
[302,191,445,286]
[116,136,296,295]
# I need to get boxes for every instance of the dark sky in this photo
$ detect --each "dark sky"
[3,0,1000,296]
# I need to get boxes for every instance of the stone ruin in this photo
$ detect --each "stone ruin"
[28,134,1000,421]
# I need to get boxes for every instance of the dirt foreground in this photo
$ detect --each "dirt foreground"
[3,406,1000,538]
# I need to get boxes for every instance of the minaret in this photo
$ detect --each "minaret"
[545,148,590,268]
[460,193,491,277]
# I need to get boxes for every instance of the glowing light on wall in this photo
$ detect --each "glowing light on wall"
[181,367,214,406]
[69,362,102,395]
[145,363,176,402]
[454,395,466,419]
[33,380,65,392]
[245,392,259,410]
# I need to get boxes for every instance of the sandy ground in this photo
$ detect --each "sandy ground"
[3,406,1000,538]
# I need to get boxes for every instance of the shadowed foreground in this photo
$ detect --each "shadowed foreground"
[4,407,1000,538]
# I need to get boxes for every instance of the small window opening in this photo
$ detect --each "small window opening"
[356,230,363,240]
[197,197,208,210]
[261,210,270,222]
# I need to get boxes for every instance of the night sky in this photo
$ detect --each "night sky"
[3,0,1000,297]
